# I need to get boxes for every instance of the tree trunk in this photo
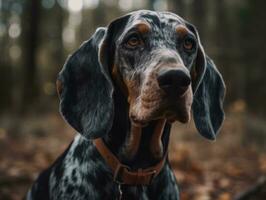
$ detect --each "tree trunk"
[0,33,12,112]
[51,2,64,81]
[21,0,41,112]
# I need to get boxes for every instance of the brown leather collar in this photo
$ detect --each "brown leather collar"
[93,138,167,185]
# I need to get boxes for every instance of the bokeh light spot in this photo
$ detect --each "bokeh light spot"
[118,0,133,11]
[83,0,99,9]
[68,0,83,12]
[63,26,76,46]
[8,23,21,39]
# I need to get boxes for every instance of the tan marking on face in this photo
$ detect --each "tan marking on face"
[176,25,189,38]
[135,22,151,34]
[56,80,63,97]
[124,78,140,106]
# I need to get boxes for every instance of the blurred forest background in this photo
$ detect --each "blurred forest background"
[0,0,266,200]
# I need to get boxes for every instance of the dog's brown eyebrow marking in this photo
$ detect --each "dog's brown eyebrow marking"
[132,21,151,34]
[175,25,189,37]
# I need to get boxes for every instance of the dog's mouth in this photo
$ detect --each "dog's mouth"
[129,86,193,127]
[124,86,193,162]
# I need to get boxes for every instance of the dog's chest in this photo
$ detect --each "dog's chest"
[48,135,149,200]
[48,135,179,200]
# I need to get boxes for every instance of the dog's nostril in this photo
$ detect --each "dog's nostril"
[157,69,191,95]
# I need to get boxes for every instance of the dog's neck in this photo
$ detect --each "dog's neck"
[102,87,171,169]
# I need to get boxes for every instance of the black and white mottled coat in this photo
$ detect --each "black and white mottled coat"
[26,10,225,200]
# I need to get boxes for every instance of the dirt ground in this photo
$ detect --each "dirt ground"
[0,109,266,200]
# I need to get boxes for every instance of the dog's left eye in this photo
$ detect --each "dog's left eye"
[125,34,142,49]
[183,36,196,52]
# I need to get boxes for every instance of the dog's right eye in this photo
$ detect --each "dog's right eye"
[125,34,142,49]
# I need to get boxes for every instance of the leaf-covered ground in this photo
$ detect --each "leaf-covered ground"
[0,110,266,200]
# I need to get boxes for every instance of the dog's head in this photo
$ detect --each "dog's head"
[57,10,225,140]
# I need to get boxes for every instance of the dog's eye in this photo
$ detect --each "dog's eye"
[183,36,195,52]
[125,34,142,48]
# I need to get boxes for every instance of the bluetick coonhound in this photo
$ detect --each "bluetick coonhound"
[27,10,225,200]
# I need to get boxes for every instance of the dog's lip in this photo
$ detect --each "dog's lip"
[165,108,191,123]
[130,106,190,126]
[130,112,174,126]
[130,116,149,127]
[130,91,192,126]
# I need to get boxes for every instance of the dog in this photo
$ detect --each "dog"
[26,10,225,200]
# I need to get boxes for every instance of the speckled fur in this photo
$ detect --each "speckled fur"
[26,10,225,200]
[27,133,179,200]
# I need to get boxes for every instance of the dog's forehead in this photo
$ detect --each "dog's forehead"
[127,10,184,30]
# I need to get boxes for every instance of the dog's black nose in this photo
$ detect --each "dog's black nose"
[157,69,191,95]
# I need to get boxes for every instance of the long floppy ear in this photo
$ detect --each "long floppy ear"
[56,28,113,140]
[187,23,226,140]
[57,15,130,140]
[192,57,225,140]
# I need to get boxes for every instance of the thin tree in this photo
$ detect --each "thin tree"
[21,0,41,111]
